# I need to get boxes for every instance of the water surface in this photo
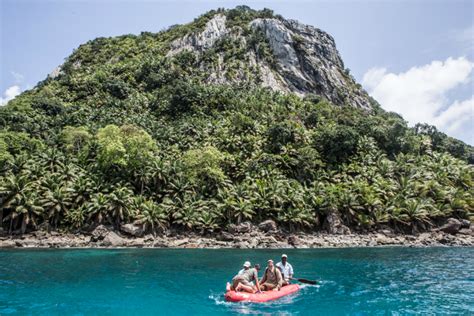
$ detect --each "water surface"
[1,247,473,315]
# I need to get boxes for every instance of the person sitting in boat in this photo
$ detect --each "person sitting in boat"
[276,254,294,286]
[260,259,283,291]
[227,261,262,293]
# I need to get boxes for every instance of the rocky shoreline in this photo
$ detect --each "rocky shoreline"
[1,219,473,249]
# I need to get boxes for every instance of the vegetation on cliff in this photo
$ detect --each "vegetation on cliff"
[0,6,473,235]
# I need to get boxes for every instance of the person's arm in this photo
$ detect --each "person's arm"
[260,270,266,284]
[254,271,262,292]
[276,269,283,290]
[289,264,294,280]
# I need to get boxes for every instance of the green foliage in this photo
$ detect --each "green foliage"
[226,6,274,29]
[0,6,472,235]
[181,146,226,194]
[266,120,304,153]
[61,126,92,156]
[314,123,359,163]
[96,124,157,172]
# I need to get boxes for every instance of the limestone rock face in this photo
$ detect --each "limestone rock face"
[250,18,371,109]
[168,14,229,55]
[165,13,373,110]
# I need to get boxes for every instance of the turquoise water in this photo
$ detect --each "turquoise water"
[1,248,473,315]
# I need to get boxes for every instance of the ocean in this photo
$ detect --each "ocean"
[1,247,473,315]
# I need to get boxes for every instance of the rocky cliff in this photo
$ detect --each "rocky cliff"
[166,13,372,109]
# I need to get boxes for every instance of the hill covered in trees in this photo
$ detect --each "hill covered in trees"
[1,6,473,236]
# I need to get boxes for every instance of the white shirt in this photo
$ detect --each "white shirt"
[276,262,294,279]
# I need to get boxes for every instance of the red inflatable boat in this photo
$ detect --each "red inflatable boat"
[224,284,300,303]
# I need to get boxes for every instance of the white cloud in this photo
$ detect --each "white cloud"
[11,71,24,83]
[362,57,474,143]
[0,85,21,106]
[434,97,473,134]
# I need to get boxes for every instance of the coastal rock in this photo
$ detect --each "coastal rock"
[258,235,278,248]
[378,228,395,237]
[126,238,145,247]
[236,241,250,249]
[460,219,471,229]
[1,230,473,248]
[437,233,455,245]
[458,228,474,236]
[143,234,155,243]
[417,233,433,245]
[323,210,351,235]
[375,234,393,245]
[217,231,234,241]
[287,235,301,246]
[273,242,293,248]
[15,238,42,248]
[0,240,16,248]
[258,220,278,232]
[171,238,189,247]
[101,232,125,247]
[91,225,111,241]
[213,241,231,247]
[228,221,253,234]
[439,218,462,235]
[120,224,144,237]
[247,238,259,249]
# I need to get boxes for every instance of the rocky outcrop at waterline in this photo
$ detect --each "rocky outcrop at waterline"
[1,219,473,249]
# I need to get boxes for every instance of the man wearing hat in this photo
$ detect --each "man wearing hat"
[227,261,262,293]
[276,254,294,286]
[260,259,283,291]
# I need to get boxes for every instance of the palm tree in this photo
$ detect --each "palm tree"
[146,158,167,194]
[86,193,111,226]
[278,183,314,231]
[107,185,134,227]
[70,175,96,207]
[39,185,72,228]
[0,174,32,230]
[337,186,363,226]
[217,183,254,224]
[3,191,43,234]
[170,194,203,230]
[196,200,220,233]
[135,200,168,234]
[400,198,433,227]
[65,205,86,229]
[166,173,193,198]
[38,148,65,173]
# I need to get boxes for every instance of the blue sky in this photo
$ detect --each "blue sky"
[1,0,473,144]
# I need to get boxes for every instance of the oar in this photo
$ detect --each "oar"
[291,277,317,285]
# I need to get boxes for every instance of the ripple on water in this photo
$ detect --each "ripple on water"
[1,247,473,315]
